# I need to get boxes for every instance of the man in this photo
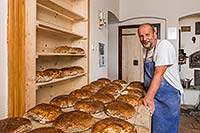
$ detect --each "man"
[138,23,183,133]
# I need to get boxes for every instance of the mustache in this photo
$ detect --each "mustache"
[141,40,150,44]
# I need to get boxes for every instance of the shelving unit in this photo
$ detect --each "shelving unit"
[26,0,89,110]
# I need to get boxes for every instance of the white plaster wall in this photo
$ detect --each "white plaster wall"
[0,0,8,119]
[179,16,200,85]
[108,23,119,80]
[181,89,200,105]
[119,0,200,49]
[90,0,119,81]
[119,0,200,22]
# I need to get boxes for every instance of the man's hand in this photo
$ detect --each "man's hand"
[143,65,169,116]
[143,95,155,116]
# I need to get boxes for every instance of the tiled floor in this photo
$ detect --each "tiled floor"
[179,105,200,133]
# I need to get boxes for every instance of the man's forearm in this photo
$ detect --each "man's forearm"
[146,65,168,99]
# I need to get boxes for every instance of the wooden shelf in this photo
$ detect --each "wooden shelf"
[36,52,86,58]
[36,73,86,87]
[36,20,83,39]
[37,0,85,21]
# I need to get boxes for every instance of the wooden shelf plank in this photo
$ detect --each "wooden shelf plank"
[37,52,86,57]
[36,20,83,39]
[36,73,86,87]
[37,0,85,21]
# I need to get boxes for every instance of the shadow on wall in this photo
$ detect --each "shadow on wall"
[108,11,120,24]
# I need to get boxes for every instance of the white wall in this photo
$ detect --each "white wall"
[0,0,8,119]
[119,0,200,23]
[119,0,200,48]
[90,0,119,81]
[108,23,119,80]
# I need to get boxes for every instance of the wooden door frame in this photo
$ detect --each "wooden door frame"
[118,24,160,79]
[8,0,26,117]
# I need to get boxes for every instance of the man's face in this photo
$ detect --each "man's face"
[138,25,157,50]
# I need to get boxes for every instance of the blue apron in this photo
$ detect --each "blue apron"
[144,61,181,133]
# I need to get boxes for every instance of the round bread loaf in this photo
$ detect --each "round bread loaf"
[91,117,137,133]
[121,89,144,100]
[98,83,123,96]
[54,46,70,53]
[60,67,78,77]
[36,71,53,83]
[116,95,142,107]
[97,78,111,84]
[43,68,63,79]
[90,92,115,104]
[69,47,85,54]
[0,117,32,133]
[49,94,79,108]
[53,111,95,133]
[81,84,97,93]
[24,103,62,123]
[74,99,104,114]
[105,101,136,119]
[69,66,84,74]
[112,79,127,85]
[90,80,106,92]
[126,84,145,93]
[127,81,144,88]
[69,89,93,99]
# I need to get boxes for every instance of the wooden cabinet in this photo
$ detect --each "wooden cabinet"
[26,0,89,110]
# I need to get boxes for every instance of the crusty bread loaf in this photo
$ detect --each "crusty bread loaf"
[121,89,144,100]
[89,80,106,92]
[36,68,63,83]
[97,78,111,84]
[105,101,136,119]
[74,99,104,114]
[49,94,79,108]
[116,95,142,107]
[60,67,78,77]
[69,89,93,99]
[0,117,32,133]
[81,84,97,93]
[112,79,127,86]
[91,117,137,133]
[90,92,115,104]
[97,83,123,96]
[53,111,95,133]
[24,103,62,124]
[53,46,85,54]
[53,46,70,53]
[69,66,84,74]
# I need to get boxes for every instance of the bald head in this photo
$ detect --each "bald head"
[138,23,155,34]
